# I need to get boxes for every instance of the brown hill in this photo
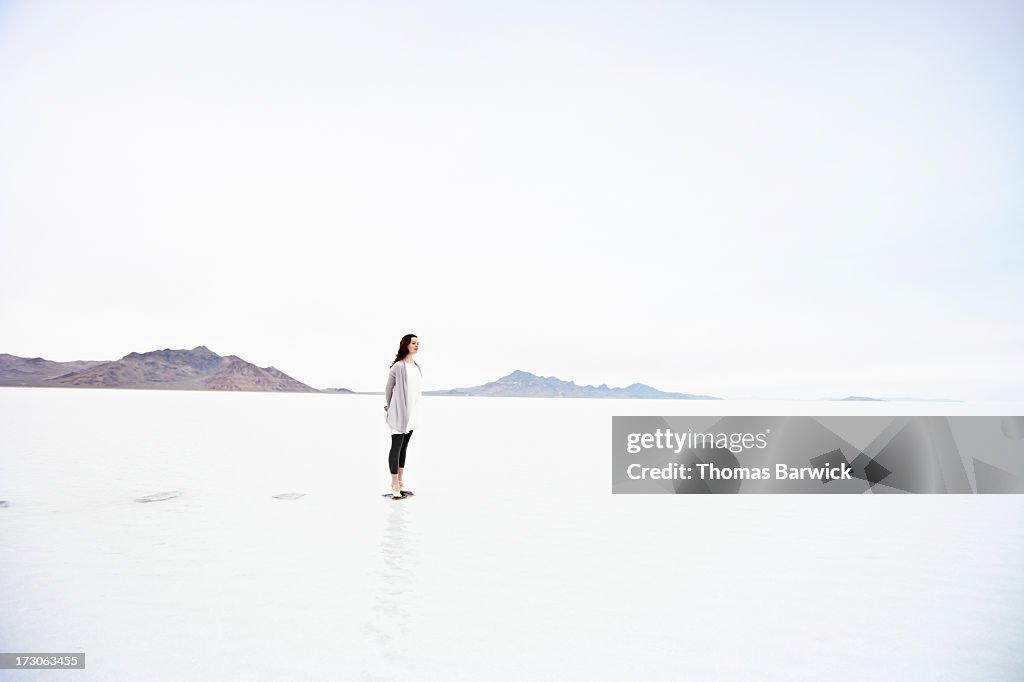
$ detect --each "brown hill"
[1,346,318,392]
[0,354,103,386]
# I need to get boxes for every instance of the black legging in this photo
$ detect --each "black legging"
[388,430,413,475]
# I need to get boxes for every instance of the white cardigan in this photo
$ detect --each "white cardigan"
[385,359,422,435]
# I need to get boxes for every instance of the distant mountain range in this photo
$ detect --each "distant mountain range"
[0,347,954,400]
[425,369,719,399]
[833,395,885,402]
[829,395,958,402]
[0,346,317,392]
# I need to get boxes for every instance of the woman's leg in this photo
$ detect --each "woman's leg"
[389,434,404,492]
[398,430,413,488]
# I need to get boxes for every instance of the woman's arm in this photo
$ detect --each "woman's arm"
[384,364,396,408]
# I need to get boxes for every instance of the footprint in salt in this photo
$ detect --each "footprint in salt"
[134,491,182,503]
[272,493,305,500]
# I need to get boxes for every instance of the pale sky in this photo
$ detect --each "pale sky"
[1,0,1021,399]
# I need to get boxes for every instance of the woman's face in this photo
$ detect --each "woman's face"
[407,337,419,355]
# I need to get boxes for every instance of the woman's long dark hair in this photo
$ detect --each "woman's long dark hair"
[389,333,417,367]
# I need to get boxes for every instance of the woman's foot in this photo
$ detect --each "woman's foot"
[398,480,405,493]
[391,483,403,499]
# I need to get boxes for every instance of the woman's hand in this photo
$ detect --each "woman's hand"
[384,405,389,412]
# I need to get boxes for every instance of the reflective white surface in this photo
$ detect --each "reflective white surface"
[1,388,1022,680]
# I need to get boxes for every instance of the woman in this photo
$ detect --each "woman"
[384,333,421,499]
